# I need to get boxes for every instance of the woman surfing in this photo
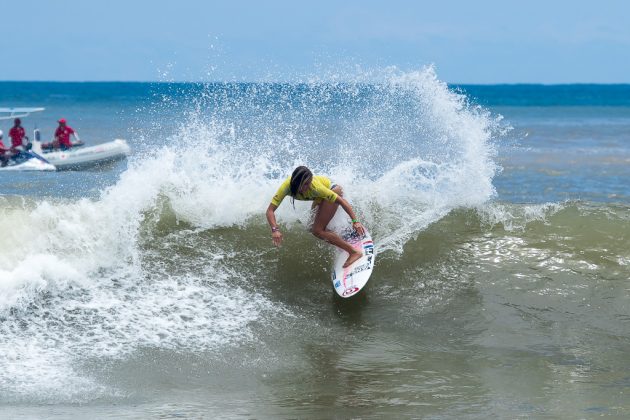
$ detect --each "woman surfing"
[266,166,366,268]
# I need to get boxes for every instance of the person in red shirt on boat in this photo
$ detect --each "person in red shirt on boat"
[9,118,29,151]
[0,130,10,166]
[0,130,7,151]
[53,118,82,150]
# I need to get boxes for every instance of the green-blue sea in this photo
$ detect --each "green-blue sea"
[1,72,629,418]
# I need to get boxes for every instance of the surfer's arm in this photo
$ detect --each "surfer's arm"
[266,203,283,246]
[335,196,365,236]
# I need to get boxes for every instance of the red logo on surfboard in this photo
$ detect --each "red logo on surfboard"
[342,287,360,297]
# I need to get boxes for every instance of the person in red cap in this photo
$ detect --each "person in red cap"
[53,118,81,150]
[9,118,29,151]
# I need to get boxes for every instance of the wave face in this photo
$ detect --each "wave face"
[0,67,506,402]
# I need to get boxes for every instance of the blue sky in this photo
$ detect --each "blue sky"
[2,0,629,83]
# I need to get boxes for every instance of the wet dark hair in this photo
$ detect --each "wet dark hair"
[289,166,313,207]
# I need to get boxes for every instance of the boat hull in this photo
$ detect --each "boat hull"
[41,139,131,170]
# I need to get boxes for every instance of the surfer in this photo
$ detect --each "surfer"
[266,166,365,268]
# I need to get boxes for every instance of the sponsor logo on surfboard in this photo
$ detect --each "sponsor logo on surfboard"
[342,287,360,297]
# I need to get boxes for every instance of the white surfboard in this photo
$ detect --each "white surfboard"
[331,226,376,298]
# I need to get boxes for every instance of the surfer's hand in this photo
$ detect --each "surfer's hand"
[352,221,365,236]
[272,230,283,247]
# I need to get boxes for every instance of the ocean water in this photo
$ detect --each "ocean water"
[1,70,629,418]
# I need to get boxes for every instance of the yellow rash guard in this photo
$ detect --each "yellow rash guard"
[271,175,338,207]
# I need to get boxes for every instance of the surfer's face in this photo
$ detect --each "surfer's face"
[299,178,312,194]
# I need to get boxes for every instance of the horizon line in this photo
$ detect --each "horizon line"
[1,80,630,86]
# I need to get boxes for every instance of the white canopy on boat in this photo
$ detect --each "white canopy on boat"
[0,107,45,120]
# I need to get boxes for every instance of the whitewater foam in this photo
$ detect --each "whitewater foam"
[0,66,504,401]
[474,201,566,231]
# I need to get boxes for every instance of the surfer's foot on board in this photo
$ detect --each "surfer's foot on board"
[343,250,363,268]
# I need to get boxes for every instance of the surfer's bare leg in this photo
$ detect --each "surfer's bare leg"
[311,186,362,268]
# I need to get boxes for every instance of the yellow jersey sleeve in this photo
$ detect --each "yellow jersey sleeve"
[310,176,338,203]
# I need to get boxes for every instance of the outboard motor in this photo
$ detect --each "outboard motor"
[32,128,43,154]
